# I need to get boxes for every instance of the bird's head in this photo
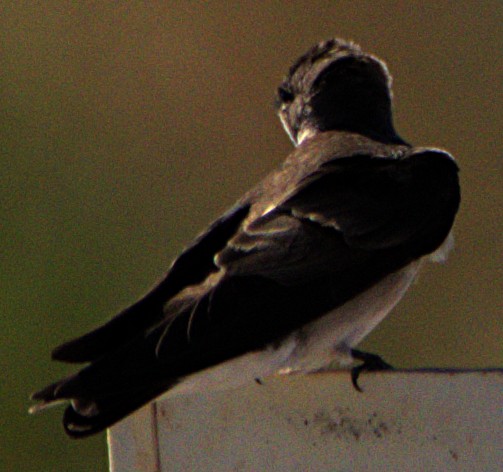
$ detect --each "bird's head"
[276,39,400,145]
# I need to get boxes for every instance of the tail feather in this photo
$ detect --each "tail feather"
[29,381,68,414]
[30,323,180,437]
[61,383,173,438]
[30,371,176,438]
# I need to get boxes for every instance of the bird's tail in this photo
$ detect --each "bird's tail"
[30,368,176,438]
[30,374,173,438]
[29,318,182,439]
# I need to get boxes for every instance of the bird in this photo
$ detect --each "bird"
[30,38,460,438]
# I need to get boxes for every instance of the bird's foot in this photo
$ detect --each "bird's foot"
[350,349,393,392]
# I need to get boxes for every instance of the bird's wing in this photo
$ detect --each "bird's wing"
[154,147,460,360]
[51,203,251,363]
[280,148,460,254]
[217,148,459,280]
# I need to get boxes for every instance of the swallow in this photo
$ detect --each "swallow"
[30,38,460,438]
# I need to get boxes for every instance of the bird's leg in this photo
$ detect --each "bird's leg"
[350,349,393,392]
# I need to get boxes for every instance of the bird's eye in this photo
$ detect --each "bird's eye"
[277,86,295,103]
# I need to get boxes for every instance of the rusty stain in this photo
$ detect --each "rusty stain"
[378,422,388,433]
[309,408,394,441]
[449,449,458,461]
[367,412,378,425]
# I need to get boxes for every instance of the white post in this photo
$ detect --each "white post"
[108,370,502,472]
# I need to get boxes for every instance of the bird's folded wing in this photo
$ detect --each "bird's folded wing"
[51,203,251,363]
[218,148,460,283]
[278,149,460,254]
[51,147,459,369]
[154,148,460,362]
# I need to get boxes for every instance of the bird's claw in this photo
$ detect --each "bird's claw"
[350,349,393,392]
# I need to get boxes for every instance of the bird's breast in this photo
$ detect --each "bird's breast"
[278,260,422,372]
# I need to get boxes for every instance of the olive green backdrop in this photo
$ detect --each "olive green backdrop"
[1,2,501,471]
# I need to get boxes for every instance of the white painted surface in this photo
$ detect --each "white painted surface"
[109,370,502,472]
[108,402,159,472]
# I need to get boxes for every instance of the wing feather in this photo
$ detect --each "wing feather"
[52,204,251,363]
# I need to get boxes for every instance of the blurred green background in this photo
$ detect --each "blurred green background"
[1,2,501,471]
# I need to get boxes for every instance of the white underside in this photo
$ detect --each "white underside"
[164,232,454,399]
